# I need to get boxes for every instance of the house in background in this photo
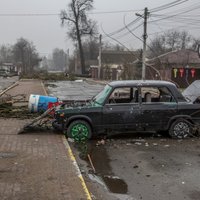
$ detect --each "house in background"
[147,49,200,88]
[90,50,138,80]
[0,63,19,76]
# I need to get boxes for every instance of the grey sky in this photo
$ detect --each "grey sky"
[0,0,199,56]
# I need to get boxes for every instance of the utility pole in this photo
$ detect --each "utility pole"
[136,7,148,80]
[142,7,148,80]
[98,34,102,79]
[66,49,69,73]
[198,44,200,58]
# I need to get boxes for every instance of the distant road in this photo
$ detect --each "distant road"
[47,80,104,100]
[0,76,19,92]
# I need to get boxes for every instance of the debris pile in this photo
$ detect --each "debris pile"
[0,93,37,118]
[18,101,62,134]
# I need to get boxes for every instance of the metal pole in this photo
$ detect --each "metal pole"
[98,34,102,79]
[142,7,148,80]
[66,49,69,73]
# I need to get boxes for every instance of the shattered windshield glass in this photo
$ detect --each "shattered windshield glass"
[182,80,200,103]
[92,84,112,105]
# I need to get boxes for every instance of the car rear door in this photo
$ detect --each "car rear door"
[140,86,178,131]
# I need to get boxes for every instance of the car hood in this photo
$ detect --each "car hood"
[182,80,200,103]
[56,101,102,112]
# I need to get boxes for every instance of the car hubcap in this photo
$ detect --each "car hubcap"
[71,123,89,141]
[173,122,190,138]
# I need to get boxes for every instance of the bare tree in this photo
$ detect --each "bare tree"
[60,0,97,74]
[147,35,166,58]
[148,30,193,58]
[191,37,200,50]
[13,38,40,74]
[165,30,181,51]
[0,45,13,64]
[40,56,49,71]
[82,38,99,60]
[52,48,67,71]
[180,31,191,49]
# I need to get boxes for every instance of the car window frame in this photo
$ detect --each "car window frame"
[105,86,140,105]
[140,86,177,104]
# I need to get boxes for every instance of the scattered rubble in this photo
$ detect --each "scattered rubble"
[68,138,75,143]
[152,143,158,146]
[145,143,149,147]
[0,91,33,119]
[96,139,106,146]
[134,142,142,146]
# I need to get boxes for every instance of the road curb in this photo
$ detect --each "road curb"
[85,78,107,85]
[62,136,92,200]
[41,80,48,96]
[46,81,92,200]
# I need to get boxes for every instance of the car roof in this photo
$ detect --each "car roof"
[108,80,176,88]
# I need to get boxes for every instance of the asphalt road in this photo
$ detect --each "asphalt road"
[47,80,104,101]
[67,134,200,200]
[48,80,200,200]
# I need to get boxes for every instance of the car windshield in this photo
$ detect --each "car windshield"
[92,84,112,105]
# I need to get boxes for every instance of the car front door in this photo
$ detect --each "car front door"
[102,86,142,131]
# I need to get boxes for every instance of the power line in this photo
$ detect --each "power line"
[148,12,200,35]
[89,9,143,15]
[150,0,189,13]
[103,17,142,38]
[151,14,200,24]
[115,22,143,40]
[152,1,200,16]
[147,1,200,36]
[150,0,183,11]
[149,4,200,24]
[0,1,189,17]
[101,24,140,60]
[123,15,143,43]
[102,1,200,47]
[0,13,59,17]
[156,18,200,28]
[0,9,143,17]
[148,23,185,36]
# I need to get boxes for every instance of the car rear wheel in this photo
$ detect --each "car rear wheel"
[67,120,92,141]
[169,119,192,139]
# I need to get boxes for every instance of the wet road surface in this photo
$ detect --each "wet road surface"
[69,134,200,200]
[47,80,104,101]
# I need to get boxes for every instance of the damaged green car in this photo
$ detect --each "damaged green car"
[53,80,200,140]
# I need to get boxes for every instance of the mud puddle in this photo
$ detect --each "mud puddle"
[73,141,129,196]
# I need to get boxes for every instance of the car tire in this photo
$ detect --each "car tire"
[169,119,192,139]
[67,120,92,141]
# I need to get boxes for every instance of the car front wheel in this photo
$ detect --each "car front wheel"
[66,120,92,141]
[169,119,192,139]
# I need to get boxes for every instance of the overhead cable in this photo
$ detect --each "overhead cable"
[150,0,189,13]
